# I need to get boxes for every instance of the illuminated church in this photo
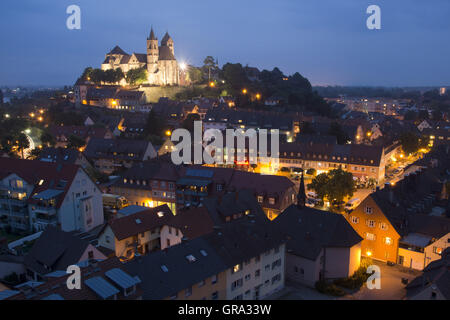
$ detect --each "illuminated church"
[101,27,180,86]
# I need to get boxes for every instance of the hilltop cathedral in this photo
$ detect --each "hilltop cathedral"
[101,28,181,86]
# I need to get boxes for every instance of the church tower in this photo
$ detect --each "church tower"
[161,31,174,56]
[147,27,159,74]
[297,169,306,208]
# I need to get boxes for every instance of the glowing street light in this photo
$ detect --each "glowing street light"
[242,89,247,94]
[256,93,261,100]
[4,114,10,118]
[165,130,172,137]
[29,113,35,118]
[209,82,215,88]
[179,62,187,71]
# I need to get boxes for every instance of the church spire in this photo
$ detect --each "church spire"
[149,27,156,40]
[297,169,306,208]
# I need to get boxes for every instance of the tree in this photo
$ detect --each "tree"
[203,56,218,81]
[308,168,356,204]
[17,133,29,159]
[40,131,55,147]
[187,67,203,84]
[126,67,147,85]
[399,132,420,155]
[144,110,166,137]
[67,135,85,149]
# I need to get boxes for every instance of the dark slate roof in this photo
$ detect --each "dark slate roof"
[109,45,128,55]
[272,205,363,260]
[132,53,147,64]
[123,212,284,300]
[158,46,175,60]
[115,160,181,188]
[406,250,450,299]
[24,226,92,275]
[123,237,226,299]
[84,138,151,161]
[108,205,174,241]
[39,147,82,166]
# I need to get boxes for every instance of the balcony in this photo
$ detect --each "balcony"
[33,206,57,216]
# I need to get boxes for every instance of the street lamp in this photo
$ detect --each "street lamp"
[242,89,247,94]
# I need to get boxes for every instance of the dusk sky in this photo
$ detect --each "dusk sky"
[1,0,449,87]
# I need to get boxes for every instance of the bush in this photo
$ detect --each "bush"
[315,280,346,297]
[333,260,372,290]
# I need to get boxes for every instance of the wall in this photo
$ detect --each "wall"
[285,252,321,288]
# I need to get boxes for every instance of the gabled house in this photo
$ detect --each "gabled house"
[97,205,174,261]
[24,226,106,281]
[273,175,362,287]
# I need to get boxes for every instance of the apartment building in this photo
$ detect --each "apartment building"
[0,158,104,233]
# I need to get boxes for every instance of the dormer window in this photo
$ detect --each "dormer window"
[257,196,263,203]
[269,198,275,205]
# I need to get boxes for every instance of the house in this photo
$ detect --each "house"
[39,147,92,170]
[0,158,104,232]
[4,257,142,300]
[97,205,174,261]
[272,175,362,287]
[347,168,449,267]
[84,138,157,174]
[417,119,433,132]
[157,138,176,157]
[406,248,450,300]
[24,226,106,281]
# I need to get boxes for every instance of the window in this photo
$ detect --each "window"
[185,286,192,297]
[269,198,275,205]
[366,233,376,241]
[365,207,373,214]
[257,196,263,203]
[367,220,376,228]
[88,251,94,259]
[211,274,218,284]
[245,274,251,281]
[264,264,270,272]
[231,279,243,291]
[255,269,260,278]
[198,280,205,287]
[384,237,392,245]
[433,247,442,255]
[271,274,281,284]
[211,291,218,300]
[351,216,359,224]
[380,222,388,230]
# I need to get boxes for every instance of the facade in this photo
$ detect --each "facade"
[0,158,104,233]
[101,28,181,86]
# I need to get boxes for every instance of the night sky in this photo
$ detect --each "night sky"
[1,0,449,87]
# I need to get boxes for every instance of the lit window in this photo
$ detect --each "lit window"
[385,237,392,245]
